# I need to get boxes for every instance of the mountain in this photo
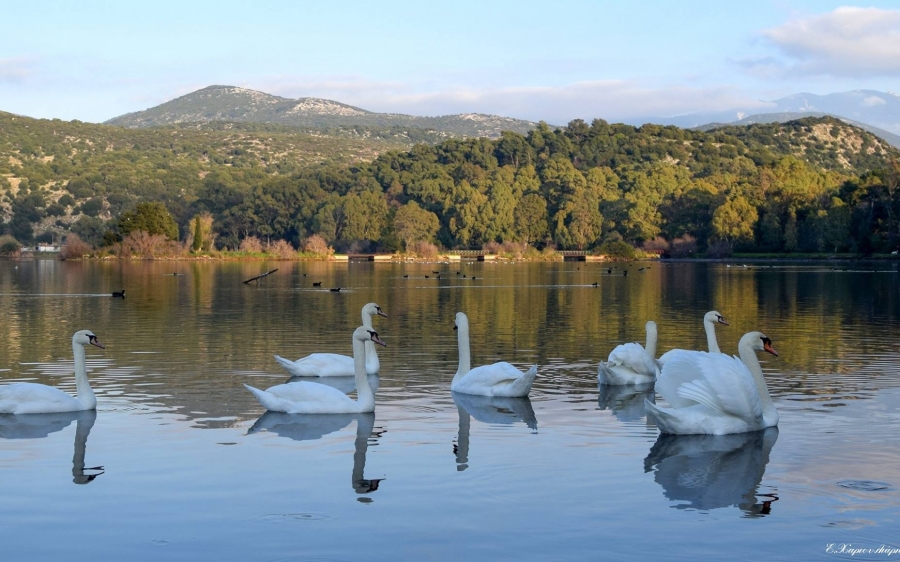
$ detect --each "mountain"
[647,90,900,143]
[696,112,900,149]
[105,85,539,139]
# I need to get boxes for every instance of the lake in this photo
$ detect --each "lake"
[0,258,898,561]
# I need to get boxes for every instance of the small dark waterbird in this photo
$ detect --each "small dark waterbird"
[111,290,125,298]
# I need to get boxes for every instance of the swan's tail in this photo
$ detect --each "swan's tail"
[508,365,538,397]
[274,355,299,374]
[243,383,276,411]
[644,399,678,434]
[598,362,614,384]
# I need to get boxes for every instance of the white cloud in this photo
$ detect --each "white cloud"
[256,77,768,124]
[761,7,900,77]
[862,95,886,107]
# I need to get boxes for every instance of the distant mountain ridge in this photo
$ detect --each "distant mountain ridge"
[646,90,900,147]
[105,85,539,139]
[697,112,900,149]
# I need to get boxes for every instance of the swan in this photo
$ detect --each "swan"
[275,303,387,376]
[245,326,386,414]
[598,320,659,385]
[658,310,728,365]
[645,331,779,435]
[451,312,537,397]
[0,330,105,414]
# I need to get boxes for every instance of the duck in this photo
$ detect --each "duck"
[598,320,659,385]
[451,312,537,397]
[312,282,322,287]
[245,327,385,414]
[658,310,728,365]
[111,290,125,298]
[330,287,342,293]
[645,331,779,435]
[275,303,388,376]
[0,330,105,414]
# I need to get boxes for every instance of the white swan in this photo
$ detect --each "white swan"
[275,303,387,376]
[451,312,537,397]
[598,320,659,385]
[0,330,105,414]
[645,331,779,435]
[245,326,385,414]
[658,310,728,365]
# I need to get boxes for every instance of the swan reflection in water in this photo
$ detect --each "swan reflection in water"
[644,427,779,517]
[248,411,384,498]
[0,410,104,484]
[452,392,537,472]
[596,382,655,422]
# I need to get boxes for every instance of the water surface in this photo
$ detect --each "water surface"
[0,259,898,561]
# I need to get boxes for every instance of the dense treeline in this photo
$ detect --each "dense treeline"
[2,111,900,255]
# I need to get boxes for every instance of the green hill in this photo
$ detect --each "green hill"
[2,113,898,256]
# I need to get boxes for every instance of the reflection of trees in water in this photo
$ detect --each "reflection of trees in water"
[0,410,104,484]
[452,392,537,472]
[644,427,778,517]
[1,262,897,425]
[596,382,655,422]
[248,411,384,498]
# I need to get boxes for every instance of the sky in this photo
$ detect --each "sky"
[3,0,900,125]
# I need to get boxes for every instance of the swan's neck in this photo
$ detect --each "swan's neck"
[704,319,720,354]
[73,343,96,410]
[739,341,777,425]
[454,326,471,384]
[352,337,375,410]
[645,325,658,359]
[362,312,379,371]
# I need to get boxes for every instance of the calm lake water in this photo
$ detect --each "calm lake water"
[1,258,899,561]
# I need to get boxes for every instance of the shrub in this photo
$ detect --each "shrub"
[0,235,22,256]
[60,233,92,259]
[706,239,733,259]
[669,235,697,258]
[301,234,333,256]
[597,240,636,259]
[239,236,264,253]
[115,230,181,258]
[266,239,296,259]
[408,240,439,259]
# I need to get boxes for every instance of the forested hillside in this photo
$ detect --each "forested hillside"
[2,112,899,256]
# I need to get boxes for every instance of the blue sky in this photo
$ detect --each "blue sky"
[3,1,900,124]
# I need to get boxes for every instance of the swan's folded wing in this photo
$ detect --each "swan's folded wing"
[265,381,352,404]
[656,351,711,408]
[289,353,354,376]
[608,343,657,375]
[457,362,528,389]
[698,353,763,422]
[0,383,77,414]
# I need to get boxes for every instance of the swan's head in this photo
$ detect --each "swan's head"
[742,331,778,357]
[73,330,105,349]
[704,311,729,326]
[354,326,386,347]
[363,303,388,318]
[454,312,469,332]
[645,320,657,333]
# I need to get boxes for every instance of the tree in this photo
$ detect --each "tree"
[711,195,758,245]
[118,202,179,240]
[393,201,440,249]
[514,193,549,245]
